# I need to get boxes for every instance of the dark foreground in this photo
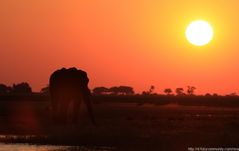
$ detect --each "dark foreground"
[0,97,239,151]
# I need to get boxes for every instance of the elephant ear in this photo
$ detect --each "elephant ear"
[79,70,89,85]
[77,70,89,88]
[79,70,91,96]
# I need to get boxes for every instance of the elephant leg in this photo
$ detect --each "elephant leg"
[82,95,96,125]
[59,98,70,124]
[51,95,61,123]
[56,102,63,123]
[72,99,81,124]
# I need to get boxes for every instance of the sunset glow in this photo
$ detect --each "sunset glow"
[0,1,238,94]
[186,20,213,46]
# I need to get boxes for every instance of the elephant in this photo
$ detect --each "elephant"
[49,67,95,125]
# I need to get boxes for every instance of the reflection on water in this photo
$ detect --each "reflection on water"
[0,135,114,151]
[0,143,113,151]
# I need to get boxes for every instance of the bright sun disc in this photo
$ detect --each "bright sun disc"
[186,20,214,46]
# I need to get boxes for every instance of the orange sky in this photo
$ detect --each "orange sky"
[0,0,239,94]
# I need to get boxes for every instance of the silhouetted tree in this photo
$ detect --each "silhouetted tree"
[0,84,11,94]
[187,86,196,95]
[92,87,109,95]
[117,86,134,95]
[164,88,172,95]
[142,91,147,95]
[149,85,155,94]
[109,86,118,95]
[205,93,211,97]
[228,92,237,96]
[109,86,134,95]
[175,88,184,96]
[142,85,156,95]
[41,85,49,95]
[12,82,32,94]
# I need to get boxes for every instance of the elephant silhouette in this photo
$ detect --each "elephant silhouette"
[49,67,95,125]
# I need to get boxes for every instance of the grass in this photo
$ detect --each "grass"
[0,95,239,150]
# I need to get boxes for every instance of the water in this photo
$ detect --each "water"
[0,143,113,151]
[0,135,114,151]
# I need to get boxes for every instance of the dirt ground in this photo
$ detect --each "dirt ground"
[0,100,239,151]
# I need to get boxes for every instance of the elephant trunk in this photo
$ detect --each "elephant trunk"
[83,90,96,125]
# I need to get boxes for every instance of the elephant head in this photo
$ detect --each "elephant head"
[49,67,95,125]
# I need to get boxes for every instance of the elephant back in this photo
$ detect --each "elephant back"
[49,67,90,96]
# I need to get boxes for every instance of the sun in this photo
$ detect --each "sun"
[185,20,214,46]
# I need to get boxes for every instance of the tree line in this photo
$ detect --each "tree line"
[0,82,235,96]
[92,85,197,96]
[92,86,134,95]
[0,82,32,94]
